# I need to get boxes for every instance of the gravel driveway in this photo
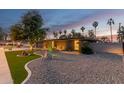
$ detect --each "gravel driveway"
[25,51,123,84]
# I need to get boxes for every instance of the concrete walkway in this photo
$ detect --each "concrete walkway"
[0,48,13,84]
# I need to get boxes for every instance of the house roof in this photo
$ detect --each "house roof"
[43,38,97,42]
[43,38,81,41]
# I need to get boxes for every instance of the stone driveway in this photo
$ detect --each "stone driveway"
[25,51,123,84]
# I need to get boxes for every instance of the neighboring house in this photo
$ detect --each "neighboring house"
[97,35,118,42]
[42,39,80,51]
[6,32,11,41]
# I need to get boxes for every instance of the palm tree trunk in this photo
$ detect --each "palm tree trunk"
[110,25,113,42]
[82,31,84,37]
[95,28,96,39]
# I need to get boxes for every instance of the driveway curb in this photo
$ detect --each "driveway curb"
[21,53,43,84]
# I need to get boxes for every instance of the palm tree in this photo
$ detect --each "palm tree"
[76,33,82,38]
[117,23,122,42]
[53,32,55,38]
[117,23,124,43]
[68,33,72,39]
[64,30,67,35]
[71,29,75,38]
[59,30,62,35]
[59,30,62,38]
[92,21,98,38]
[81,26,85,36]
[88,29,95,40]
[56,32,58,39]
[43,28,49,39]
[107,18,114,42]
[53,32,58,39]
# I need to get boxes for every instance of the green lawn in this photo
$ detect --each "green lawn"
[5,51,40,84]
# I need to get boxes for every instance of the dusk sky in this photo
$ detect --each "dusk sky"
[1,9,124,36]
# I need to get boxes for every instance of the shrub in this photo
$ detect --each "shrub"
[19,50,32,56]
[4,46,13,50]
[52,48,58,51]
[80,41,93,54]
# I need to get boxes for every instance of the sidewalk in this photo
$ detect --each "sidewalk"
[0,48,13,84]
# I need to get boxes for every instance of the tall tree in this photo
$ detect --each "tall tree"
[107,18,114,42]
[35,28,46,42]
[21,10,44,50]
[0,27,4,40]
[92,21,98,38]
[10,24,24,42]
[34,28,46,47]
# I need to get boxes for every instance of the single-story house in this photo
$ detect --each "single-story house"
[41,38,97,51]
[42,39,80,51]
